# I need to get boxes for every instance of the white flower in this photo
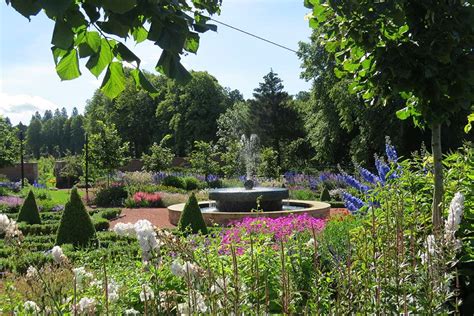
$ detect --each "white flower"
[0,214,21,239]
[72,267,93,287]
[171,260,186,277]
[445,192,464,245]
[426,234,436,256]
[210,277,228,295]
[23,300,40,313]
[0,214,10,233]
[178,303,190,315]
[139,284,154,302]
[26,266,39,279]
[306,238,315,248]
[125,308,140,315]
[51,246,66,264]
[107,278,120,303]
[113,223,136,237]
[77,297,96,314]
[195,292,208,313]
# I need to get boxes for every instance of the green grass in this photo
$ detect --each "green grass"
[19,187,86,208]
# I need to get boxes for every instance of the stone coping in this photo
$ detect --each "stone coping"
[168,200,331,227]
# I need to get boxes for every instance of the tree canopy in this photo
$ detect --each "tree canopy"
[6,0,223,98]
[0,116,18,168]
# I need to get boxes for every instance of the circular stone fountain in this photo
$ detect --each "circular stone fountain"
[168,182,331,226]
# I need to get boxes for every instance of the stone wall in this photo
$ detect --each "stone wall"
[0,163,38,183]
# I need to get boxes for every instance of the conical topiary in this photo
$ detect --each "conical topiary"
[178,193,208,235]
[17,190,41,224]
[320,187,331,202]
[56,187,96,246]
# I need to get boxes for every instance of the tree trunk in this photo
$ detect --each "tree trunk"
[431,122,443,230]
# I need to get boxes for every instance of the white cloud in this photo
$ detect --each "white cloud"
[0,92,57,125]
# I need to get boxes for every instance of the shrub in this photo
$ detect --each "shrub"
[258,147,280,179]
[207,179,223,189]
[92,216,110,231]
[178,193,207,235]
[17,190,41,225]
[94,185,127,207]
[18,223,58,236]
[320,187,331,201]
[97,209,122,220]
[183,176,202,190]
[56,188,96,246]
[142,143,174,173]
[329,201,346,208]
[162,175,187,190]
[290,189,318,200]
[125,192,163,208]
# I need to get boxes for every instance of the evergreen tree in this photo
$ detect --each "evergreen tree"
[26,116,42,159]
[56,188,95,246]
[17,190,41,225]
[178,193,208,235]
[0,116,18,168]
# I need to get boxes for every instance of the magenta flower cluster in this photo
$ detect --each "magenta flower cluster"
[220,214,326,255]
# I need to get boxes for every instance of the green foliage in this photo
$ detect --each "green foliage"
[56,188,96,246]
[0,116,18,168]
[37,156,56,187]
[87,120,129,180]
[178,193,207,235]
[289,189,318,201]
[6,0,222,98]
[162,175,187,190]
[94,185,127,207]
[17,190,41,225]
[319,187,330,201]
[142,143,174,173]
[189,141,220,179]
[183,176,203,191]
[92,216,109,231]
[59,155,83,187]
[257,147,280,179]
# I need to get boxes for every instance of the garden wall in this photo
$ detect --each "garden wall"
[0,162,38,183]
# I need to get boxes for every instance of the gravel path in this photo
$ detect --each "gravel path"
[110,207,349,229]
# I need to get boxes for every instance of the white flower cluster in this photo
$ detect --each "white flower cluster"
[0,214,21,239]
[177,291,208,314]
[210,277,229,295]
[113,220,161,260]
[26,266,39,279]
[170,260,198,278]
[306,238,315,248]
[72,267,93,289]
[139,284,154,302]
[107,278,120,303]
[445,192,464,247]
[51,246,67,264]
[421,234,437,265]
[77,297,96,314]
[125,308,140,315]
[23,300,40,313]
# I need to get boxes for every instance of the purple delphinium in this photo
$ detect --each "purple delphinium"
[359,167,381,185]
[375,156,391,183]
[385,136,398,162]
[51,205,65,212]
[308,176,319,191]
[337,174,370,193]
[206,174,219,183]
[342,192,365,213]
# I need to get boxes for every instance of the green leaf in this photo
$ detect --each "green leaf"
[97,17,129,38]
[56,49,81,80]
[102,0,137,14]
[132,26,148,43]
[398,24,409,35]
[86,39,114,78]
[86,31,101,53]
[130,69,158,95]
[156,50,191,83]
[51,20,74,50]
[334,68,344,79]
[154,22,188,54]
[82,3,100,23]
[193,22,217,33]
[115,43,140,66]
[184,32,200,53]
[396,107,411,120]
[39,0,73,18]
[465,113,474,133]
[9,0,41,20]
[51,46,68,65]
[100,62,126,99]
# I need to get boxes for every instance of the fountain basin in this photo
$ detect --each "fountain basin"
[168,200,331,227]
[208,187,289,212]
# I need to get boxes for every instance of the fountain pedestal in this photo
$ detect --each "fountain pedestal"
[208,187,289,212]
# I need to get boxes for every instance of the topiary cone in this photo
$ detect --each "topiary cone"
[320,187,331,202]
[178,193,208,235]
[56,187,96,246]
[17,190,41,224]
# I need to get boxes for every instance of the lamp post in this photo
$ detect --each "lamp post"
[85,132,89,203]
[19,130,25,188]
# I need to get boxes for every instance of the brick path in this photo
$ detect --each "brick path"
[110,207,349,229]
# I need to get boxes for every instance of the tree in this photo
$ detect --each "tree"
[156,71,229,156]
[216,101,252,148]
[178,193,208,235]
[60,155,83,188]
[306,0,474,227]
[0,116,18,168]
[258,147,280,179]
[56,187,96,246]
[142,142,174,173]
[6,0,222,99]
[88,121,129,186]
[249,71,303,167]
[17,190,41,225]
[189,141,220,181]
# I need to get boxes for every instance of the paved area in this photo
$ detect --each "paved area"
[110,207,350,229]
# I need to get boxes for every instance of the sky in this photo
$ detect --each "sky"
[0,0,312,125]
